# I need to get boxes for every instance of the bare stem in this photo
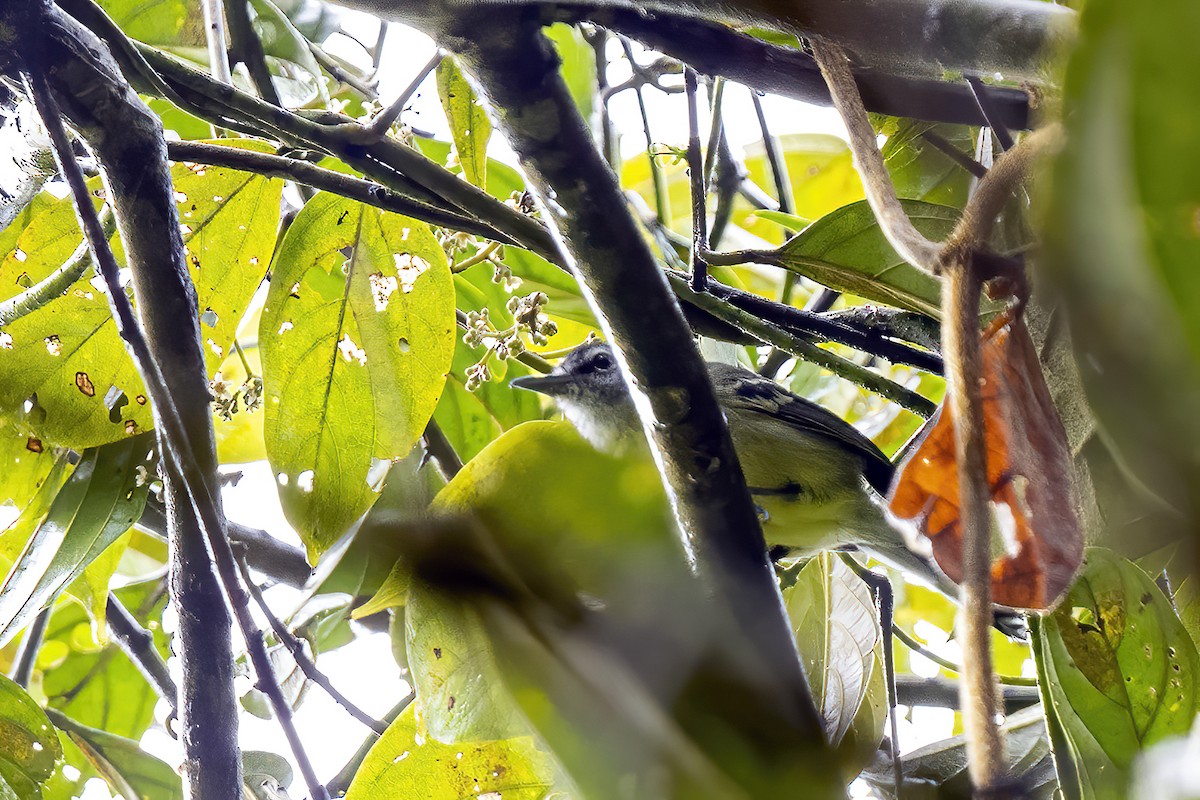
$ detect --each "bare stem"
[942,258,1007,789]
[809,37,940,272]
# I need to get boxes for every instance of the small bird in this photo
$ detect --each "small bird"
[510,339,956,599]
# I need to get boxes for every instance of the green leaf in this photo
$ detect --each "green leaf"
[0,435,151,647]
[861,704,1057,799]
[0,672,62,799]
[774,199,956,317]
[1037,549,1200,799]
[62,530,133,642]
[1041,0,1200,525]
[783,553,885,769]
[0,425,61,512]
[95,0,205,51]
[345,704,554,800]
[404,582,528,743]
[41,579,169,741]
[436,57,492,189]
[316,448,443,599]
[877,117,976,207]
[243,751,293,800]
[46,709,182,800]
[408,421,680,746]
[261,194,455,558]
[0,142,280,449]
[545,23,597,120]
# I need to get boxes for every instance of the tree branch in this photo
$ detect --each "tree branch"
[106,594,178,714]
[421,1,830,760]
[237,558,387,735]
[19,13,330,795]
[17,12,243,790]
[555,4,1034,129]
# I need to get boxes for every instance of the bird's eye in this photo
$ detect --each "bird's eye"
[577,352,612,374]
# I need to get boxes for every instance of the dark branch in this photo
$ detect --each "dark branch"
[106,595,178,714]
[425,2,829,758]
[563,6,1032,130]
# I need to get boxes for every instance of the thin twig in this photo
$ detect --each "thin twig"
[29,72,330,800]
[891,624,1037,687]
[165,140,510,242]
[967,77,1015,152]
[237,557,388,735]
[224,0,281,105]
[684,68,708,291]
[8,607,50,687]
[422,419,464,479]
[106,594,178,713]
[670,274,936,416]
[201,0,232,86]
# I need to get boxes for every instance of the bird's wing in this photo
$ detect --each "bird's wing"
[710,362,897,494]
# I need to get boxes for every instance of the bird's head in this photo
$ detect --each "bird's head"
[510,340,639,451]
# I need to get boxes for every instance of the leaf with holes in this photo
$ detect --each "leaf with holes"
[261,194,455,558]
[345,704,554,800]
[773,199,958,317]
[436,57,492,189]
[0,672,62,798]
[0,140,280,449]
[1037,549,1200,800]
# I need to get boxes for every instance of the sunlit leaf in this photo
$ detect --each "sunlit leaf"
[0,425,61,513]
[0,435,152,647]
[773,199,955,318]
[0,672,62,798]
[1037,549,1200,800]
[261,194,455,558]
[436,57,492,189]
[345,704,554,800]
[404,583,527,743]
[783,553,885,773]
[62,530,133,643]
[95,0,205,51]
[42,579,169,741]
[0,141,280,449]
[545,23,597,120]
[891,311,1084,609]
[46,709,182,800]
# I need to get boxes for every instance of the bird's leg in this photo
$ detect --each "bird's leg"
[838,550,905,794]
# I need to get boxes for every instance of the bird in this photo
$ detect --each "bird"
[509,339,969,606]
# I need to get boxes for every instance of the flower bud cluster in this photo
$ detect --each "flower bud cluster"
[461,292,558,391]
[209,371,265,421]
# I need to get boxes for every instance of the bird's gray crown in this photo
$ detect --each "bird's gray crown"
[510,340,639,450]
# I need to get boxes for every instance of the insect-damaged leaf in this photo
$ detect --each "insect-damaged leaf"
[1037,549,1200,799]
[436,57,492,189]
[261,194,455,559]
[0,672,62,798]
[890,309,1083,609]
[0,141,280,449]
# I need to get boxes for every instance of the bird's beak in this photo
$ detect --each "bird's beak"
[510,373,576,395]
